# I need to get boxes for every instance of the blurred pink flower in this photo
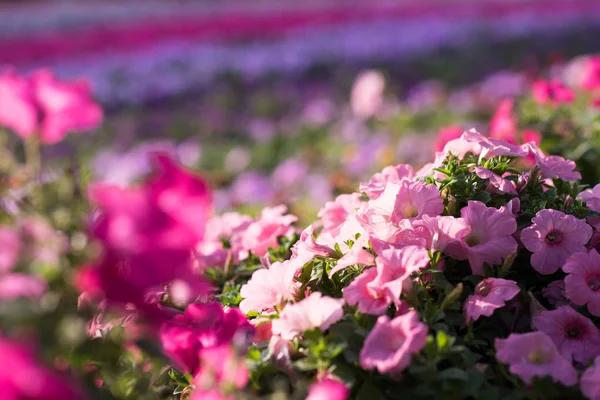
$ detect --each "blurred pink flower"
[580,57,600,91]
[0,68,102,144]
[489,99,517,144]
[532,79,574,106]
[359,311,428,374]
[563,250,600,317]
[521,209,592,275]
[307,378,349,400]
[360,164,414,200]
[535,306,600,363]
[239,205,297,258]
[271,292,343,340]
[464,278,520,322]
[350,70,385,119]
[194,345,248,392]
[434,125,464,153]
[581,356,600,400]
[446,201,517,276]
[495,332,577,386]
[0,227,20,273]
[159,302,253,375]
[0,273,47,301]
[239,260,300,315]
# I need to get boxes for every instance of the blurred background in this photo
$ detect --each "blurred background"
[4,0,600,223]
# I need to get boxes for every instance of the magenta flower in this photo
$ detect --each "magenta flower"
[464,278,520,322]
[446,201,517,276]
[159,302,253,375]
[193,345,248,392]
[495,332,577,386]
[318,193,362,237]
[239,205,297,258]
[0,336,87,399]
[390,180,444,222]
[359,164,414,199]
[489,99,517,144]
[433,125,464,153]
[581,356,600,400]
[535,306,600,363]
[239,259,300,315]
[0,68,102,144]
[563,250,600,317]
[307,378,349,400]
[271,292,343,340]
[521,209,592,275]
[532,79,574,106]
[359,311,428,374]
[474,167,517,195]
[542,280,571,308]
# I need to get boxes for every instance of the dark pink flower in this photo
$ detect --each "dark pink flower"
[159,302,253,375]
[489,99,517,144]
[307,378,349,400]
[495,332,577,386]
[563,250,600,317]
[532,79,574,106]
[464,278,520,322]
[535,306,600,363]
[521,209,592,275]
[542,280,570,308]
[193,345,248,392]
[433,125,464,153]
[359,311,428,374]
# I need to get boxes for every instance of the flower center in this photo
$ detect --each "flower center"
[545,230,563,245]
[527,349,549,364]
[475,281,491,297]
[566,324,582,339]
[465,233,481,247]
[588,276,600,291]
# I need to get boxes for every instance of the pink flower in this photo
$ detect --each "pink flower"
[535,306,600,363]
[318,193,362,237]
[350,70,385,119]
[474,167,517,195]
[464,278,520,322]
[433,125,464,153]
[271,292,343,340]
[0,273,47,301]
[0,336,87,399]
[525,143,581,181]
[83,154,212,313]
[446,201,517,276]
[542,280,570,308]
[581,356,600,400]
[307,378,349,400]
[291,225,335,265]
[0,68,102,144]
[489,99,517,144]
[344,246,429,315]
[442,130,527,160]
[329,245,375,277]
[579,184,600,213]
[360,164,414,200]
[194,345,248,391]
[359,311,428,374]
[532,79,574,106]
[580,57,600,91]
[563,250,600,317]
[391,180,444,222]
[521,209,592,275]
[0,227,20,273]
[495,332,577,386]
[239,259,300,315]
[240,205,297,258]
[159,302,253,375]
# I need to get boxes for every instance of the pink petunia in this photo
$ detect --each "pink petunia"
[391,180,444,222]
[489,99,517,144]
[239,259,301,315]
[521,209,592,275]
[360,164,414,200]
[317,193,363,237]
[542,280,571,308]
[359,311,428,374]
[579,184,600,213]
[291,225,335,265]
[343,268,387,315]
[307,378,349,400]
[445,201,517,276]
[271,292,343,340]
[535,306,600,363]
[193,345,248,392]
[495,332,577,386]
[532,79,574,106]
[239,205,297,259]
[563,250,600,317]
[525,143,581,181]
[464,278,520,322]
[329,245,375,277]
[350,70,385,119]
[433,125,464,153]
[581,356,600,400]
[474,167,517,195]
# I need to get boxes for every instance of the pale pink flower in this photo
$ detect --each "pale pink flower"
[581,356,600,400]
[291,225,335,265]
[343,268,386,315]
[406,215,469,254]
[525,143,581,181]
[532,79,574,106]
[542,280,570,308]
[317,193,362,237]
[495,332,577,386]
[442,130,527,160]
[464,278,520,322]
[360,164,414,199]
[579,184,600,213]
[329,245,374,277]
[563,250,600,317]
[359,311,428,374]
[307,378,349,400]
[239,206,297,258]
[521,209,592,275]
[446,201,517,275]
[271,292,343,340]
[350,70,385,119]
[391,180,444,222]
[474,167,517,195]
[0,273,47,301]
[239,260,300,314]
[535,306,600,363]
[0,227,20,273]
